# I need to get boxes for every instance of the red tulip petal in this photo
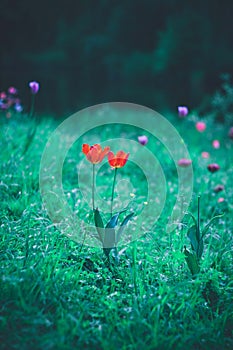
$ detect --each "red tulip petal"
[82,143,90,155]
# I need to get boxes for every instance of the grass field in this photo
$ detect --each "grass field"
[0,106,233,350]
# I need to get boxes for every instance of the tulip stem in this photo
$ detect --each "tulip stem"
[29,94,35,119]
[92,164,95,211]
[110,168,117,216]
[22,95,37,156]
[197,195,201,239]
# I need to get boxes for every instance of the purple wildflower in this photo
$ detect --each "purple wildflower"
[8,86,17,95]
[138,135,148,145]
[29,81,40,94]
[178,106,188,118]
[14,103,23,112]
[207,163,220,173]
[214,184,224,193]
[177,158,192,167]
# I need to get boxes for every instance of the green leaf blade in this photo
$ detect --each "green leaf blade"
[94,208,105,243]
[184,247,200,276]
[187,225,199,254]
[201,213,224,238]
[116,212,134,244]
[106,212,120,229]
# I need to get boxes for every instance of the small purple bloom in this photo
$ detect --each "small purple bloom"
[14,103,23,112]
[214,184,224,193]
[8,86,17,95]
[29,81,40,94]
[178,106,188,118]
[0,101,8,110]
[177,158,192,167]
[138,135,148,145]
[207,163,220,173]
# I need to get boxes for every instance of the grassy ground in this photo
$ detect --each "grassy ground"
[0,108,233,350]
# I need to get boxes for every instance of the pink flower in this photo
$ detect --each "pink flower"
[138,135,148,145]
[207,163,220,173]
[214,184,224,193]
[228,127,233,139]
[0,92,7,99]
[177,158,192,167]
[212,140,220,149]
[201,152,210,159]
[8,86,17,95]
[218,197,225,203]
[196,121,206,132]
[178,106,188,118]
[29,81,40,94]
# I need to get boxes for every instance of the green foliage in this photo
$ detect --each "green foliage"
[94,208,104,244]
[0,111,233,350]
[185,198,225,276]
[187,224,204,259]
[116,212,134,244]
[211,75,233,124]
[94,209,134,260]
[184,246,200,275]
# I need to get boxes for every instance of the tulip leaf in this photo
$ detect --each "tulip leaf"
[116,212,134,244]
[197,238,204,259]
[188,212,198,227]
[94,208,104,243]
[106,212,121,229]
[188,212,200,240]
[184,246,200,275]
[187,225,199,254]
[201,213,224,238]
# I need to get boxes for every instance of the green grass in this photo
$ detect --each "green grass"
[0,109,233,350]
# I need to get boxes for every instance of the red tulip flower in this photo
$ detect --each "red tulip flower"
[107,150,129,215]
[82,144,110,164]
[108,151,129,168]
[207,163,220,173]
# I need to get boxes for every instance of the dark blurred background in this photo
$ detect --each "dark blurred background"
[1,0,233,117]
